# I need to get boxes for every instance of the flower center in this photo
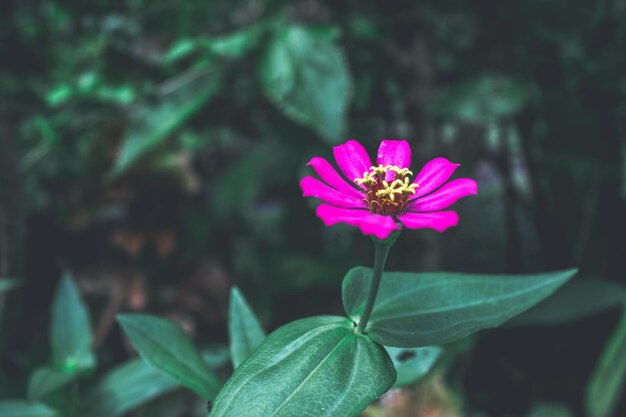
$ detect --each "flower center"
[354,165,419,215]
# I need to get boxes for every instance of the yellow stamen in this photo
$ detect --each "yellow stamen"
[353,164,421,215]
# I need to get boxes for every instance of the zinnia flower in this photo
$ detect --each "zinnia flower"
[300,140,478,239]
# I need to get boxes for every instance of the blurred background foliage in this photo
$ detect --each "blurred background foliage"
[1,0,626,416]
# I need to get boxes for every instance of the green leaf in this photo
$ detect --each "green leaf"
[228,287,266,369]
[342,267,577,347]
[110,67,222,178]
[586,308,626,417]
[210,316,396,417]
[78,359,179,417]
[510,277,626,327]
[0,401,57,417]
[206,24,266,58]
[51,273,95,373]
[117,314,221,399]
[526,402,574,417]
[164,39,198,63]
[260,25,352,142]
[27,367,77,401]
[0,278,22,294]
[385,346,442,388]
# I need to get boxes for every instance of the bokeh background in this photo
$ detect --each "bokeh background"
[1,1,626,416]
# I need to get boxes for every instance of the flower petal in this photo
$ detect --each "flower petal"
[315,204,401,239]
[397,211,459,232]
[411,158,459,199]
[407,178,478,212]
[307,157,363,199]
[333,140,373,187]
[357,214,401,239]
[377,140,412,181]
[315,204,371,227]
[300,177,367,209]
[377,139,411,168]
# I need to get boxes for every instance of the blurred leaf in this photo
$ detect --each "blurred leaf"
[78,359,179,417]
[164,39,198,63]
[117,314,221,399]
[207,24,267,58]
[385,346,442,388]
[434,75,527,123]
[27,367,76,401]
[110,67,223,178]
[510,277,626,327]
[202,345,231,369]
[0,278,22,294]
[0,401,57,417]
[51,273,95,373]
[165,24,266,64]
[45,84,72,107]
[342,267,577,347]
[209,316,396,417]
[260,25,352,142]
[526,402,573,417]
[586,308,626,417]
[228,287,266,369]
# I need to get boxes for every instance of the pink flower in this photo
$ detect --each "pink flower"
[300,140,478,240]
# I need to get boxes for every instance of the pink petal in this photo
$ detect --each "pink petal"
[407,178,478,212]
[333,140,373,188]
[376,140,412,181]
[397,211,459,232]
[300,177,367,209]
[411,158,459,199]
[315,204,371,227]
[307,157,363,199]
[357,214,401,239]
[315,204,401,239]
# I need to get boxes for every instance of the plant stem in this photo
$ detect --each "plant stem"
[357,242,390,334]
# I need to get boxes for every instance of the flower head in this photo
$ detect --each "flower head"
[300,139,478,239]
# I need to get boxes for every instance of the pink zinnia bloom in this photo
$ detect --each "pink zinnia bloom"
[300,139,478,240]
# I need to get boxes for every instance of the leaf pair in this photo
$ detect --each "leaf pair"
[209,267,576,416]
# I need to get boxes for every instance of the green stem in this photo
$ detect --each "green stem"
[356,242,390,334]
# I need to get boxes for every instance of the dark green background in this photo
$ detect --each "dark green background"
[1,1,625,416]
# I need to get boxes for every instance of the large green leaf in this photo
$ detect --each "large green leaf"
[27,367,77,401]
[209,316,396,417]
[0,401,56,417]
[110,67,222,177]
[260,25,352,142]
[342,267,577,347]
[586,308,626,417]
[117,314,221,399]
[51,273,95,373]
[228,287,266,369]
[78,359,179,417]
[385,346,442,388]
[510,277,626,327]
